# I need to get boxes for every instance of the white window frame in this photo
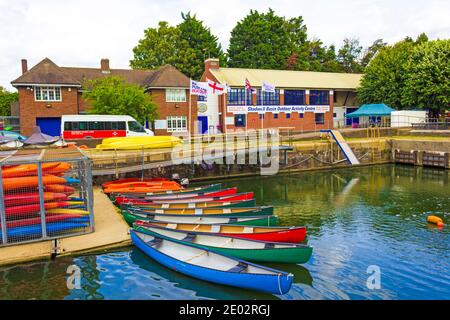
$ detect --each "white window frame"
[166,116,187,132]
[165,89,187,103]
[34,86,62,102]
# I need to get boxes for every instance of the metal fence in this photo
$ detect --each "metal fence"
[0,148,94,246]
[0,116,20,132]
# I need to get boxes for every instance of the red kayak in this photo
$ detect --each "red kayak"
[4,192,68,207]
[222,227,306,243]
[118,188,238,201]
[2,214,85,228]
[115,192,254,205]
[5,202,80,218]
[45,185,75,195]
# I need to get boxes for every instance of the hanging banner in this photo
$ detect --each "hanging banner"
[190,80,209,96]
[227,105,330,114]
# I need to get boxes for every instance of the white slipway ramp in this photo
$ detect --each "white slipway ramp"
[321,130,360,165]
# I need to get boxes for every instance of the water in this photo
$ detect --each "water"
[1,165,449,300]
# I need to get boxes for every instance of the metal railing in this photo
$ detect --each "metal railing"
[0,149,94,247]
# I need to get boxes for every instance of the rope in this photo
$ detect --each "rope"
[277,273,282,295]
[184,251,208,263]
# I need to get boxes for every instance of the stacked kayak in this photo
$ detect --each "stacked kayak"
[1,162,90,244]
[96,136,182,150]
[104,178,313,295]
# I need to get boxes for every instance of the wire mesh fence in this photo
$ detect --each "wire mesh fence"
[0,148,94,246]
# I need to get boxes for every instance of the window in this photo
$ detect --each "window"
[299,113,304,119]
[310,90,329,105]
[259,114,264,119]
[198,95,207,102]
[79,122,88,130]
[88,121,105,130]
[234,114,246,127]
[117,122,126,130]
[35,86,61,101]
[286,113,291,119]
[167,116,187,132]
[284,90,306,105]
[127,121,146,133]
[166,89,186,102]
[274,113,279,119]
[228,88,251,105]
[64,122,72,130]
[257,89,280,105]
[315,113,325,124]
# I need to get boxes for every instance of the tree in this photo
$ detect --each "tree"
[228,9,306,69]
[357,38,418,109]
[337,38,364,73]
[0,87,18,116]
[82,76,157,123]
[130,21,196,77]
[177,12,226,79]
[361,39,387,68]
[402,39,450,116]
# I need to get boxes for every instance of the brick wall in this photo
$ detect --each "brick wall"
[18,87,79,136]
[150,89,198,135]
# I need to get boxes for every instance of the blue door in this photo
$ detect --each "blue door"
[198,116,208,134]
[36,117,62,137]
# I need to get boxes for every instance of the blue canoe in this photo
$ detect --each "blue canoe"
[3,218,90,240]
[130,229,293,295]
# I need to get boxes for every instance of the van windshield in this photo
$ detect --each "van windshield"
[127,121,146,133]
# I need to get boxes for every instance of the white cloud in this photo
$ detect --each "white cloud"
[0,0,449,90]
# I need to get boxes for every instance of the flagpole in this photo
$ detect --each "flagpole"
[188,78,192,141]
[245,86,248,133]
[260,87,264,131]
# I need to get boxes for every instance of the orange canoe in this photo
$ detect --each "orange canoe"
[2,175,67,191]
[102,178,169,188]
[103,183,183,194]
[2,162,71,178]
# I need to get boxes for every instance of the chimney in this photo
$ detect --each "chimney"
[204,58,220,73]
[101,58,110,74]
[21,59,28,74]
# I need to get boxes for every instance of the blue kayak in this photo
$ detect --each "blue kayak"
[130,229,293,295]
[3,219,90,240]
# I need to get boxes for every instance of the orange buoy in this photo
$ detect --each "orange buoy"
[427,216,444,225]
[437,221,445,228]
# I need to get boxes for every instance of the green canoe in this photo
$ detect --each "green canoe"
[134,224,313,264]
[126,206,274,217]
[119,199,257,210]
[122,210,278,227]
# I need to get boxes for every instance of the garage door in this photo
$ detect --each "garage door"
[36,117,62,137]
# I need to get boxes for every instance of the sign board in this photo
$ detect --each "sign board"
[198,102,208,113]
[227,105,330,114]
[154,120,167,130]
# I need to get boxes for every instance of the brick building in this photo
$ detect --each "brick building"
[200,58,363,133]
[11,58,196,136]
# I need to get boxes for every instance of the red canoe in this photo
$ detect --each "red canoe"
[45,185,75,195]
[115,192,254,205]
[2,214,85,228]
[4,192,68,207]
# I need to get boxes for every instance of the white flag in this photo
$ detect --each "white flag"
[262,81,276,93]
[206,78,227,95]
[190,79,209,96]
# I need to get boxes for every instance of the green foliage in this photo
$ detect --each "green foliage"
[82,76,157,123]
[361,39,387,68]
[358,34,449,113]
[0,87,18,116]
[130,14,224,80]
[130,21,195,77]
[178,12,226,79]
[228,9,301,69]
[337,38,364,73]
[402,39,450,114]
[357,38,417,109]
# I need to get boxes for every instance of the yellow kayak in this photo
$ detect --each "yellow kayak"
[96,136,182,150]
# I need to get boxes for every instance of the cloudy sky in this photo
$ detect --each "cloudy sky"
[1,0,449,90]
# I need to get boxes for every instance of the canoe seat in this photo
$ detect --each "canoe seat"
[264,243,276,249]
[229,217,238,223]
[228,262,248,273]
[182,233,197,243]
[146,237,163,247]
